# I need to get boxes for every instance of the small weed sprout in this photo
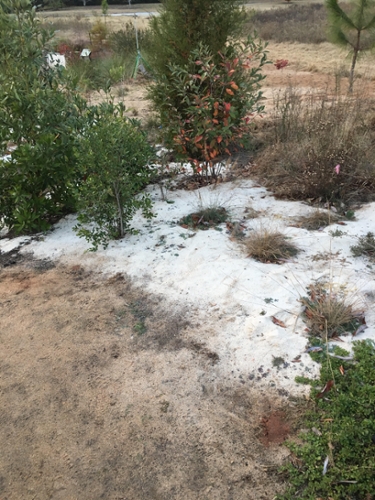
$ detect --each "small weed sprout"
[226,221,246,240]
[345,209,356,220]
[151,149,178,202]
[244,228,299,263]
[116,85,128,98]
[351,232,375,259]
[300,284,363,339]
[244,206,261,219]
[328,229,347,238]
[272,356,285,368]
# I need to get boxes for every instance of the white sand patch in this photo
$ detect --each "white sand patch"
[3,178,375,394]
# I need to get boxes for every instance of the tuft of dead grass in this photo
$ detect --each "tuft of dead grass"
[180,206,228,230]
[244,228,299,263]
[294,210,339,231]
[300,284,363,339]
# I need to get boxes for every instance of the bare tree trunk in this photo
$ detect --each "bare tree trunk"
[113,182,124,238]
[349,31,361,93]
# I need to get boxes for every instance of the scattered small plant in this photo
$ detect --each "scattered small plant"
[345,209,356,220]
[311,250,341,262]
[279,340,375,499]
[130,298,152,336]
[109,65,125,84]
[295,210,339,231]
[329,228,347,238]
[351,232,375,260]
[150,150,179,202]
[244,228,299,263]
[101,0,108,19]
[244,206,261,219]
[116,85,128,98]
[300,284,364,339]
[265,297,278,304]
[226,220,247,240]
[272,356,285,368]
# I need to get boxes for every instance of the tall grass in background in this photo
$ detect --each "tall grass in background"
[247,4,328,44]
[256,87,375,203]
[40,15,91,35]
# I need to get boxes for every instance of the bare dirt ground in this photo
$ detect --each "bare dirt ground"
[0,252,302,500]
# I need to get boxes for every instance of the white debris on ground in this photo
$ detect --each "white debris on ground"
[2,178,375,394]
[45,52,66,69]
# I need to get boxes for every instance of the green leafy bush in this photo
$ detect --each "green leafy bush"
[279,340,375,499]
[148,41,267,179]
[0,0,87,234]
[108,22,152,57]
[74,103,154,250]
[68,55,130,92]
[147,0,247,77]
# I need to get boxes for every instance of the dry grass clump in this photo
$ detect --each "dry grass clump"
[295,210,339,231]
[301,284,363,339]
[180,206,228,230]
[256,88,375,203]
[351,232,375,260]
[244,228,298,263]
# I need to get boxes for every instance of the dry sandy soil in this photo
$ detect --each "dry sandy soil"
[0,251,301,500]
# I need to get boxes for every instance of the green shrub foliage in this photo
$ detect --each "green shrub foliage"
[280,340,375,499]
[108,22,152,57]
[148,41,267,178]
[148,0,266,178]
[74,103,154,250]
[0,0,86,234]
[326,0,375,92]
[148,0,247,76]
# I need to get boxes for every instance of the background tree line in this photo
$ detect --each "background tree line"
[38,0,160,8]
